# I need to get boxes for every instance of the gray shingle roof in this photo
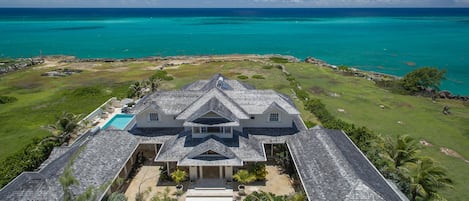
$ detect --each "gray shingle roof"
[177,88,250,121]
[69,130,139,195]
[181,74,252,91]
[287,127,404,201]
[133,74,299,117]
[178,139,244,166]
[224,90,300,115]
[155,131,265,164]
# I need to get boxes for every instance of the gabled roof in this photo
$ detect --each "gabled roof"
[224,90,300,115]
[287,127,404,201]
[131,91,203,115]
[178,139,243,166]
[182,74,254,91]
[176,88,249,121]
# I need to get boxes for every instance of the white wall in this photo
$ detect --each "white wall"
[135,107,183,128]
[240,108,293,128]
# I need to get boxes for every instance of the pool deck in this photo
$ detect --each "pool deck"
[95,107,124,129]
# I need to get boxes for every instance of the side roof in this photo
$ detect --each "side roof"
[287,127,405,201]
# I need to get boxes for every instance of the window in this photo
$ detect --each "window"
[149,113,159,121]
[269,113,279,122]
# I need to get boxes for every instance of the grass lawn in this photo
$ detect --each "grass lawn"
[0,57,467,200]
[285,63,469,201]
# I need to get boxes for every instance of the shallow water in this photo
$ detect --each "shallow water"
[0,8,468,94]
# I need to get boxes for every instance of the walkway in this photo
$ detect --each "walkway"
[186,179,233,201]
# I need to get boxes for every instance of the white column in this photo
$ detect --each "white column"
[166,162,171,177]
[189,166,197,181]
[225,166,233,181]
[271,144,274,156]
[199,166,203,179]
[155,144,158,156]
[219,166,223,179]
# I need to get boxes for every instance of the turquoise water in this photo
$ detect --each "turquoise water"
[0,8,468,94]
[102,114,134,130]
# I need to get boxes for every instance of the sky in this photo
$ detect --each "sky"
[0,0,469,8]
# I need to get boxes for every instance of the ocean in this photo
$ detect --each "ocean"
[0,8,468,94]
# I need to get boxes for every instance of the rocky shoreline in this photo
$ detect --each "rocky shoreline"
[2,54,467,100]
[0,57,44,74]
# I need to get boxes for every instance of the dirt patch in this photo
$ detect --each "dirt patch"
[394,101,413,108]
[440,147,469,163]
[419,140,433,147]
[309,86,325,95]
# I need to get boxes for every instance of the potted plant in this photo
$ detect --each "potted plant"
[171,169,187,192]
[233,169,256,195]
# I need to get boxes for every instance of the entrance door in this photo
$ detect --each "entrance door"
[203,166,219,179]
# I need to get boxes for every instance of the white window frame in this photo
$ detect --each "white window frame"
[149,113,159,121]
[269,113,279,122]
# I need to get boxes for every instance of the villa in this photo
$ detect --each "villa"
[0,74,407,201]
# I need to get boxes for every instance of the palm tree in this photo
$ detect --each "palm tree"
[382,135,421,176]
[59,167,79,201]
[406,157,453,201]
[146,77,161,93]
[244,191,282,201]
[47,112,83,143]
[234,169,257,185]
[128,81,143,99]
[150,187,177,201]
[233,169,256,195]
[287,192,306,201]
[171,169,187,191]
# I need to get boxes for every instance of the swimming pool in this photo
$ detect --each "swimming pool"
[102,114,135,130]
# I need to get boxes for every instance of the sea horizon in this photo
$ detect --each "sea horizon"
[1,8,468,94]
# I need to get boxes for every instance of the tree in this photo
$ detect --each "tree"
[406,158,453,201]
[127,81,144,99]
[47,112,83,143]
[146,77,161,93]
[233,170,256,185]
[401,67,446,93]
[150,187,177,201]
[60,166,79,201]
[107,192,127,201]
[244,191,306,201]
[170,169,187,186]
[248,163,268,181]
[244,191,285,201]
[382,135,421,176]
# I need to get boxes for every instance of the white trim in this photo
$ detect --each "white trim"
[286,142,312,201]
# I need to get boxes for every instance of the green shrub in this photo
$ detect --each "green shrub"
[248,163,267,180]
[304,121,316,128]
[269,57,289,63]
[151,70,173,81]
[252,74,265,79]
[262,65,273,69]
[71,86,102,97]
[0,137,60,187]
[237,75,249,80]
[0,95,18,104]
